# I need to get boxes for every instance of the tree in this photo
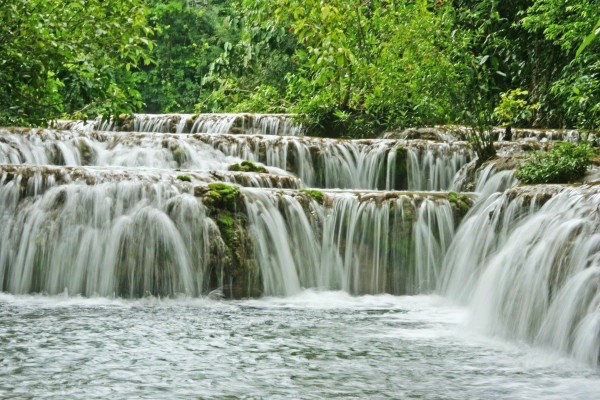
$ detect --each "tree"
[273,0,471,137]
[134,0,238,113]
[0,0,152,126]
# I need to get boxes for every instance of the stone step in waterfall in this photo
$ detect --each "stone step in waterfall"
[0,127,528,192]
[0,163,474,298]
[56,113,305,136]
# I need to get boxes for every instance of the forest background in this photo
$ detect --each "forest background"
[1,0,599,138]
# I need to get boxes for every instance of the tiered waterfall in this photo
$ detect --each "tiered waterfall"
[1,113,599,367]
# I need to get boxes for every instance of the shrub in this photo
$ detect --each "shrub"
[515,142,597,184]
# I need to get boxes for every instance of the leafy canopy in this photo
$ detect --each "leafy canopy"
[0,0,152,126]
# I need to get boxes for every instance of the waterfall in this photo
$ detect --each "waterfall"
[243,189,457,296]
[57,113,304,135]
[195,133,472,190]
[0,177,216,297]
[5,113,600,368]
[1,128,472,191]
[0,165,459,298]
[439,184,600,366]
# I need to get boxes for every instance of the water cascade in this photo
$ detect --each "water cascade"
[0,165,468,298]
[440,184,600,367]
[1,128,472,191]
[244,189,459,296]
[2,115,600,371]
[194,133,472,190]
[57,113,304,135]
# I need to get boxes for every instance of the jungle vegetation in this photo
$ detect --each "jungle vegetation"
[1,0,599,138]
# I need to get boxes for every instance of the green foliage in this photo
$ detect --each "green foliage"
[520,0,600,129]
[195,0,298,113]
[177,175,191,182]
[576,17,600,57]
[276,0,470,137]
[0,0,152,126]
[515,142,597,184]
[229,160,267,173]
[299,189,324,204]
[456,60,497,165]
[134,0,237,113]
[494,89,539,127]
[3,0,598,134]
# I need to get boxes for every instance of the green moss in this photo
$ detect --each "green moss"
[394,146,408,190]
[299,189,324,204]
[177,175,191,182]
[448,191,470,216]
[217,214,234,247]
[228,160,267,173]
[206,183,240,211]
[448,191,458,203]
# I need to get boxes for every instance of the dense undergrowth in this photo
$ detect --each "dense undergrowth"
[515,142,597,184]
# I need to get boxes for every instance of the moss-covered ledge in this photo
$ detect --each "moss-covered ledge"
[196,183,262,299]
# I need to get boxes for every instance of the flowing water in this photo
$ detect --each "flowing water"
[56,113,305,136]
[2,116,600,397]
[1,292,599,399]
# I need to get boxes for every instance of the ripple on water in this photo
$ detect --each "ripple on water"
[0,291,599,399]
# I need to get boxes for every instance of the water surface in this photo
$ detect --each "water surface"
[1,291,598,399]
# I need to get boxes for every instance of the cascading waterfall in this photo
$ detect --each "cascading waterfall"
[406,143,470,191]
[439,184,600,366]
[0,176,218,297]
[1,128,472,191]
[473,164,518,197]
[4,114,600,370]
[0,128,241,170]
[57,113,304,135]
[243,189,457,296]
[196,133,472,190]
[0,166,460,299]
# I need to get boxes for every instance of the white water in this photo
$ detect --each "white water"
[0,168,457,298]
[1,291,598,399]
[196,133,472,190]
[440,185,600,367]
[0,178,218,297]
[244,190,456,296]
[1,128,472,191]
[0,128,241,171]
[57,113,304,135]
[3,113,600,395]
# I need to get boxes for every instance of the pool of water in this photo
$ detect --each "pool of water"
[1,291,598,399]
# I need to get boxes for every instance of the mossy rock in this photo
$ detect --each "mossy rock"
[177,175,191,182]
[394,145,408,190]
[216,214,234,247]
[299,189,324,204]
[228,160,267,173]
[448,191,471,218]
[201,186,262,299]
[204,183,240,212]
